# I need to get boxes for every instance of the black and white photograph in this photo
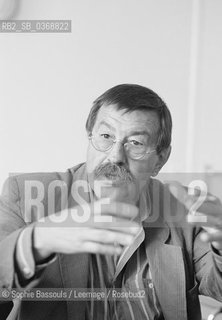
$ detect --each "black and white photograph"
[0,1,222,319]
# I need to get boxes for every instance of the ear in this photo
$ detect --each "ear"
[152,146,171,177]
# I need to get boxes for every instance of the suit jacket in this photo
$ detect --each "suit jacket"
[1,163,222,320]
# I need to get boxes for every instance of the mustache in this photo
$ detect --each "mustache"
[94,163,134,182]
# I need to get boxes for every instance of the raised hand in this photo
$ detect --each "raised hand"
[169,182,222,251]
[33,200,140,261]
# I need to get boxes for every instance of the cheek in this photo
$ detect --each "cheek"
[129,161,155,181]
[86,145,105,174]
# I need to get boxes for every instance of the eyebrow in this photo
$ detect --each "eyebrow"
[128,130,151,136]
[98,121,115,131]
[98,121,150,137]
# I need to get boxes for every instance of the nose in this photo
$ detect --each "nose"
[106,141,126,165]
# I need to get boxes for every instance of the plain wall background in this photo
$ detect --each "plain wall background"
[1,1,222,317]
[0,0,222,190]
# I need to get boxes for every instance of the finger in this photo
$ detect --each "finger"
[187,213,213,225]
[84,228,135,247]
[205,194,219,203]
[83,241,123,255]
[169,183,222,218]
[187,213,222,229]
[91,218,140,235]
[190,189,220,205]
[191,202,222,217]
[187,213,208,224]
[93,201,139,220]
[200,231,222,243]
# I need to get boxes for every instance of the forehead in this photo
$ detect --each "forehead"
[93,104,160,136]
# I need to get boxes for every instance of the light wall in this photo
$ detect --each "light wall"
[0,0,222,191]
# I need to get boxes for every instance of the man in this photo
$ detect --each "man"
[1,84,222,320]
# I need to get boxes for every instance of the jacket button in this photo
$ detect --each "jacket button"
[148,282,154,289]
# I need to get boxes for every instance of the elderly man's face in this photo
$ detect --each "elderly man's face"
[86,104,166,203]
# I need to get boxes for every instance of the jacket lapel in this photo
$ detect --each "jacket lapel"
[144,225,187,320]
[59,253,89,320]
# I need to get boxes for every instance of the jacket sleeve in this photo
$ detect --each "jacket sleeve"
[0,176,26,288]
[193,226,222,300]
[0,176,48,289]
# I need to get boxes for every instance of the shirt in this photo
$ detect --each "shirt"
[86,182,164,320]
[86,241,164,320]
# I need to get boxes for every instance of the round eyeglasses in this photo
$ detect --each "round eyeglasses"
[89,133,156,160]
